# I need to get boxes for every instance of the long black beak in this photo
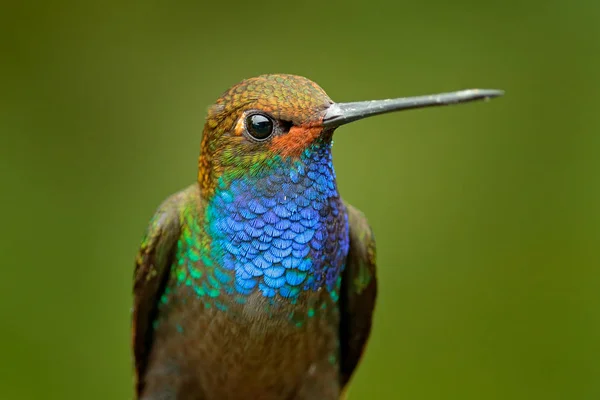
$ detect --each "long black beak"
[322,88,504,127]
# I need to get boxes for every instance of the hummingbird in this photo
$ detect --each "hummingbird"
[132,74,503,400]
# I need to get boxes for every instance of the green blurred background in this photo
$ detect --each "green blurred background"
[2,0,599,399]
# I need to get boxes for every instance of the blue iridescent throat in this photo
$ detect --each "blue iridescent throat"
[206,143,349,300]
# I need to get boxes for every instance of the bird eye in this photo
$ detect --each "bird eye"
[246,113,274,141]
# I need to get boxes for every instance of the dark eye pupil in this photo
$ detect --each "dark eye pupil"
[247,114,273,140]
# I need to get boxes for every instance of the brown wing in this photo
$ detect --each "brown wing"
[132,190,186,396]
[339,202,378,391]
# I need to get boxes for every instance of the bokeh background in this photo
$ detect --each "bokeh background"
[2,0,599,399]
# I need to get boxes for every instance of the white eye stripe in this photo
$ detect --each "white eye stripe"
[234,115,246,136]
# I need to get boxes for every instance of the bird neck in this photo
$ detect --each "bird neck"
[202,142,349,302]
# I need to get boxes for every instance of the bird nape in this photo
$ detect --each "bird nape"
[132,74,503,400]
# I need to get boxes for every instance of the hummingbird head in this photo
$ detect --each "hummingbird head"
[198,74,335,196]
[198,74,503,196]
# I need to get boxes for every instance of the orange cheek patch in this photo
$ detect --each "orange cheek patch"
[269,125,323,158]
